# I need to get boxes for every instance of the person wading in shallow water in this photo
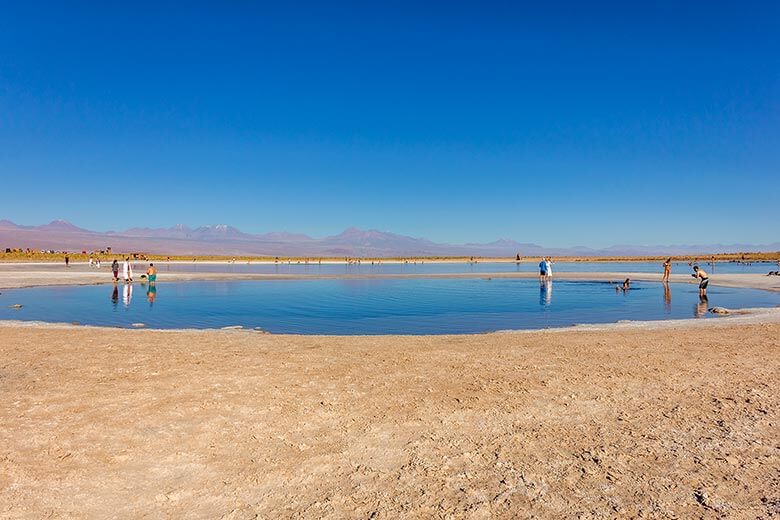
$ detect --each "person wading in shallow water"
[122,257,133,283]
[692,265,709,296]
[662,258,671,282]
[146,263,157,285]
[111,259,119,282]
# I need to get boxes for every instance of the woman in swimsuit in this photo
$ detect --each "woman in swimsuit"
[692,265,709,296]
[662,258,671,282]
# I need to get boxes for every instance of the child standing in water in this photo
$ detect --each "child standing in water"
[662,258,671,282]
[692,265,709,296]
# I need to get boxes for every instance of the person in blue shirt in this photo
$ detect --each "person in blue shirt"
[539,258,547,282]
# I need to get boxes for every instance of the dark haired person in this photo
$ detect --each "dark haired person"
[692,265,709,296]
[662,258,671,282]
[111,259,119,282]
[146,263,157,285]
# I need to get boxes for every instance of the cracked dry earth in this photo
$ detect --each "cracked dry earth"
[0,323,778,519]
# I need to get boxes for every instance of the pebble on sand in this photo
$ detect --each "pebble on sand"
[709,307,730,314]
[221,325,243,330]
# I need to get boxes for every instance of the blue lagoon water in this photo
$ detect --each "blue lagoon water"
[1,279,777,334]
[157,260,778,276]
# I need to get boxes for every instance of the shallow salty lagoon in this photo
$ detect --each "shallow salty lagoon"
[2,279,778,334]
[155,260,778,275]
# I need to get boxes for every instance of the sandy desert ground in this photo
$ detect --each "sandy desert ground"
[1,266,779,518]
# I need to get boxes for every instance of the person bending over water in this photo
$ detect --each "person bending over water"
[692,265,708,296]
[622,278,631,291]
[662,258,671,282]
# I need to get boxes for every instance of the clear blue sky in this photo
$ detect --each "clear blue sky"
[1,2,778,247]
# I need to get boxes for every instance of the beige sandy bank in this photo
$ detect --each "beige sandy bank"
[1,322,778,518]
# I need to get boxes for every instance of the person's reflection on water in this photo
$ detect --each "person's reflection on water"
[111,285,119,310]
[694,294,708,318]
[540,280,553,307]
[147,284,157,306]
[123,282,133,307]
[663,282,672,313]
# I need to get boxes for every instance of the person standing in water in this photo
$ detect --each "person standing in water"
[545,257,553,281]
[111,259,119,282]
[122,257,133,283]
[64,254,69,267]
[662,258,671,282]
[538,258,547,282]
[692,265,709,296]
[146,263,157,285]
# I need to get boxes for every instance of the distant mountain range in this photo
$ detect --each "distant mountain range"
[1,219,778,257]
